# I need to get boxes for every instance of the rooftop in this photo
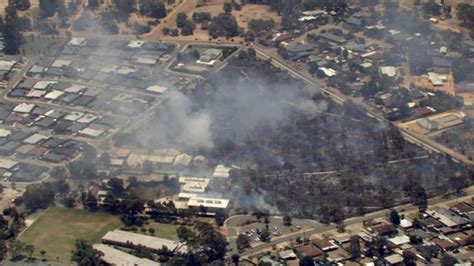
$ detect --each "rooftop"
[102,230,184,252]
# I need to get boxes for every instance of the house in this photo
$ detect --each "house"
[296,243,323,258]
[279,249,297,260]
[197,48,223,65]
[367,222,398,237]
[320,33,347,44]
[417,118,438,132]
[384,254,403,265]
[380,66,397,78]
[450,202,474,217]
[285,43,315,59]
[312,238,338,251]
[387,235,410,247]
[179,176,210,194]
[426,208,469,229]
[432,237,458,251]
[187,196,230,215]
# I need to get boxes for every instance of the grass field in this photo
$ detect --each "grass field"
[19,207,121,262]
[21,35,64,57]
[142,222,185,241]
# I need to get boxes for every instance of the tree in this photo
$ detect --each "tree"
[283,215,292,226]
[440,253,458,266]
[2,5,22,55]
[389,209,401,225]
[402,250,417,266]
[259,227,270,242]
[107,177,124,196]
[24,244,34,260]
[300,255,314,266]
[139,0,166,18]
[349,235,361,259]
[423,0,441,16]
[236,234,250,251]
[97,152,111,168]
[208,13,239,38]
[176,12,188,28]
[0,240,7,262]
[23,183,55,212]
[52,178,70,194]
[84,191,98,211]
[40,250,46,261]
[63,196,76,208]
[50,166,67,179]
[39,0,58,17]
[88,0,99,8]
[8,240,25,261]
[181,21,195,36]
[223,2,232,14]
[10,0,31,10]
[231,253,240,265]
[71,240,103,265]
[120,197,144,226]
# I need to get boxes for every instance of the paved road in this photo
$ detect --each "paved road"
[240,186,474,257]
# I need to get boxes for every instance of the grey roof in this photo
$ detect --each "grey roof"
[320,33,347,44]
[432,57,453,68]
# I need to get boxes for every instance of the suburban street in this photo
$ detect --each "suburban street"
[239,186,474,258]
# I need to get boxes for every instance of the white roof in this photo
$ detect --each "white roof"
[400,219,413,228]
[380,66,397,77]
[68,37,87,46]
[0,60,16,71]
[23,134,49,145]
[76,114,98,124]
[64,112,84,121]
[388,235,410,246]
[146,85,168,94]
[173,153,192,167]
[179,176,210,193]
[0,159,18,170]
[110,159,124,166]
[79,128,105,137]
[44,90,65,100]
[187,197,230,209]
[102,230,182,252]
[52,59,72,68]
[93,244,159,266]
[384,254,403,265]
[319,67,337,77]
[279,249,297,260]
[212,165,232,179]
[64,85,87,93]
[128,40,145,48]
[26,90,47,98]
[33,81,57,90]
[127,154,175,167]
[428,72,447,86]
[0,129,11,138]
[178,192,198,199]
[13,103,35,113]
[136,57,157,65]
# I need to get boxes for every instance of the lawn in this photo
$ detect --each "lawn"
[142,222,188,241]
[19,207,121,262]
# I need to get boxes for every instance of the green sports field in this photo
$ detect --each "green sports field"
[19,207,122,262]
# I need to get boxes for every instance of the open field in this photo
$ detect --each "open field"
[194,1,281,31]
[20,207,121,262]
[141,222,188,241]
[21,35,64,57]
